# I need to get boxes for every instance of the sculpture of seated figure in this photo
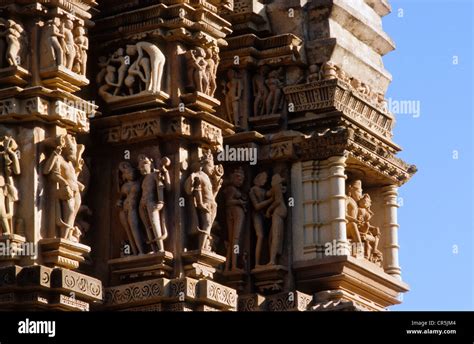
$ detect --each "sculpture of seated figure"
[346,180,383,266]
[357,194,382,265]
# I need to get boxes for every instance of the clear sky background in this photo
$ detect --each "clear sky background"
[382,0,473,310]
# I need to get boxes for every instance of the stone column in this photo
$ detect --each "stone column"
[327,155,350,256]
[382,184,401,279]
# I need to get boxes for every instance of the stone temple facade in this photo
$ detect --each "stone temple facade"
[0,0,416,311]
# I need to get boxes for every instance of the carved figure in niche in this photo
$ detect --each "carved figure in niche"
[2,20,24,67]
[346,180,383,266]
[205,45,219,97]
[224,167,247,271]
[253,66,269,116]
[184,151,223,251]
[223,69,243,126]
[73,26,88,75]
[307,64,320,83]
[138,155,171,253]
[356,194,382,265]
[346,180,363,244]
[249,172,273,267]
[186,47,208,93]
[41,17,64,69]
[265,68,284,115]
[43,134,85,242]
[265,174,287,265]
[126,42,165,93]
[0,133,20,235]
[117,161,145,255]
[62,19,76,70]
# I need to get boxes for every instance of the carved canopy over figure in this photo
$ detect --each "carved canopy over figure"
[224,167,247,272]
[184,150,224,251]
[0,132,20,235]
[97,41,166,101]
[43,134,85,243]
[249,171,273,267]
[266,174,287,266]
[138,155,171,253]
[0,19,25,68]
[346,179,382,266]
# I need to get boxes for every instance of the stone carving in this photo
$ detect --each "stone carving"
[43,134,85,242]
[186,47,208,94]
[73,26,88,75]
[224,167,247,271]
[266,174,287,266]
[138,155,171,253]
[40,18,88,75]
[346,180,382,265]
[0,133,20,235]
[98,41,166,101]
[117,162,145,255]
[306,64,321,83]
[63,19,76,70]
[265,68,284,115]
[249,172,273,267]
[253,66,269,116]
[184,151,224,251]
[223,69,243,126]
[205,46,219,97]
[0,19,25,68]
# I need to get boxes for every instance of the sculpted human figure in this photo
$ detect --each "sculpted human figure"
[205,46,219,97]
[109,48,128,95]
[0,134,20,235]
[127,42,165,93]
[224,167,247,272]
[249,172,273,267]
[43,134,85,242]
[4,20,23,67]
[346,179,363,245]
[41,17,64,68]
[138,155,171,253]
[265,69,284,115]
[62,19,76,70]
[253,66,269,116]
[356,194,382,264]
[184,151,223,251]
[117,161,145,255]
[265,174,287,265]
[124,49,150,95]
[223,69,243,126]
[73,26,88,75]
[187,47,208,93]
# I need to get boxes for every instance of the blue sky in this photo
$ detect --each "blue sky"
[382,0,473,310]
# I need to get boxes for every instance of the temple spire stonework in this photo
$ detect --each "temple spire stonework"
[0,0,415,312]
